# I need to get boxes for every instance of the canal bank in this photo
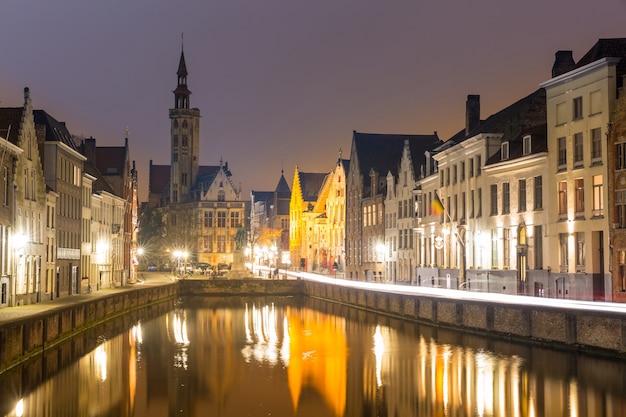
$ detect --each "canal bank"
[0,280,178,374]
[300,279,626,358]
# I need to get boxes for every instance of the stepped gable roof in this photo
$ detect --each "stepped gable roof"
[149,163,170,196]
[435,88,546,153]
[84,159,115,194]
[485,123,547,166]
[353,131,441,180]
[576,38,626,88]
[33,110,77,150]
[298,171,327,202]
[0,108,23,145]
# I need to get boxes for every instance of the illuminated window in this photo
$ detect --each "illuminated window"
[204,211,213,228]
[593,175,603,217]
[217,212,226,228]
[230,212,240,228]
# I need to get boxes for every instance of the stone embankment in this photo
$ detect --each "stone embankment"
[301,280,626,358]
[0,283,178,374]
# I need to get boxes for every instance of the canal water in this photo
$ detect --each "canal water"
[1,295,625,417]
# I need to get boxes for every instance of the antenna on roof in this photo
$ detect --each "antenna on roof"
[181,32,184,51]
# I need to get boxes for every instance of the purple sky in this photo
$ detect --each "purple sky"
[2,1,625,201]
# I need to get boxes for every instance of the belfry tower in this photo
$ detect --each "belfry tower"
[169,46,200,203]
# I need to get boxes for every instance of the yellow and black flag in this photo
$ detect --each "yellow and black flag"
[431,192,445,216]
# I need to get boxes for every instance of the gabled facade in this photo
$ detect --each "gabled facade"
[0,130,23,307]
[0,88,47,306]
[289,166,327,271]
[324,156,349,275]
[346,131,440,282]
[174,161,246,267]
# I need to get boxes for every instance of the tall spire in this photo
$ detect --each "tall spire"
[173,42,191,109]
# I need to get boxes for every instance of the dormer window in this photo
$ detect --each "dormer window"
[501,142,509,160]
[523,135,531,156]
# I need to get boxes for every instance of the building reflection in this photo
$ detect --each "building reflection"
[3,299,626,417]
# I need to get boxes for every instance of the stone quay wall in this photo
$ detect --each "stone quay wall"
[0,283,177,374]
[303,280,626,357]
[178,278,304,296]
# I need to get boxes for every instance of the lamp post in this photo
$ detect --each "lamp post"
[173,250,188,278]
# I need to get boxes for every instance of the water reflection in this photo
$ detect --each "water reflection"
[1,296,625,416]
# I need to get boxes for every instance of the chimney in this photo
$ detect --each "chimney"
[83,136,96,163]
[552,50,575,77]
[466,95,480,135]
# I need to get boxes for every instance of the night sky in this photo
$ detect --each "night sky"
[1,1,625,200]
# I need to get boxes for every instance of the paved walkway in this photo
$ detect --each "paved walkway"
[0,272,176,326]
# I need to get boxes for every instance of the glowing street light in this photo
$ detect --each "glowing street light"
[172,250,189,277]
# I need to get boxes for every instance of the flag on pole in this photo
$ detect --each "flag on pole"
[431,192,445,216]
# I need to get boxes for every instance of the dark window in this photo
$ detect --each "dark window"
[490,184,498,215]
[502,182,510,214]
[518,179,526,212]
[573,96,583,120]
[534,176,543,210]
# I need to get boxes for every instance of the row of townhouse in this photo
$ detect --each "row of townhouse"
[0,88,139,307]
[294,38,626,302]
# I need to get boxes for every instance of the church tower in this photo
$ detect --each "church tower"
[169,47,200,203]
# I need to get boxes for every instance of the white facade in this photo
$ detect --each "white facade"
[540,58,617,301]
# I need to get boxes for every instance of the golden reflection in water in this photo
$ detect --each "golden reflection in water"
[4,300,626,417]
[284,306,347,417]
[373,325,384,387]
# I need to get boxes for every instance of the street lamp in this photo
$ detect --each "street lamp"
[172,250,188,278]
